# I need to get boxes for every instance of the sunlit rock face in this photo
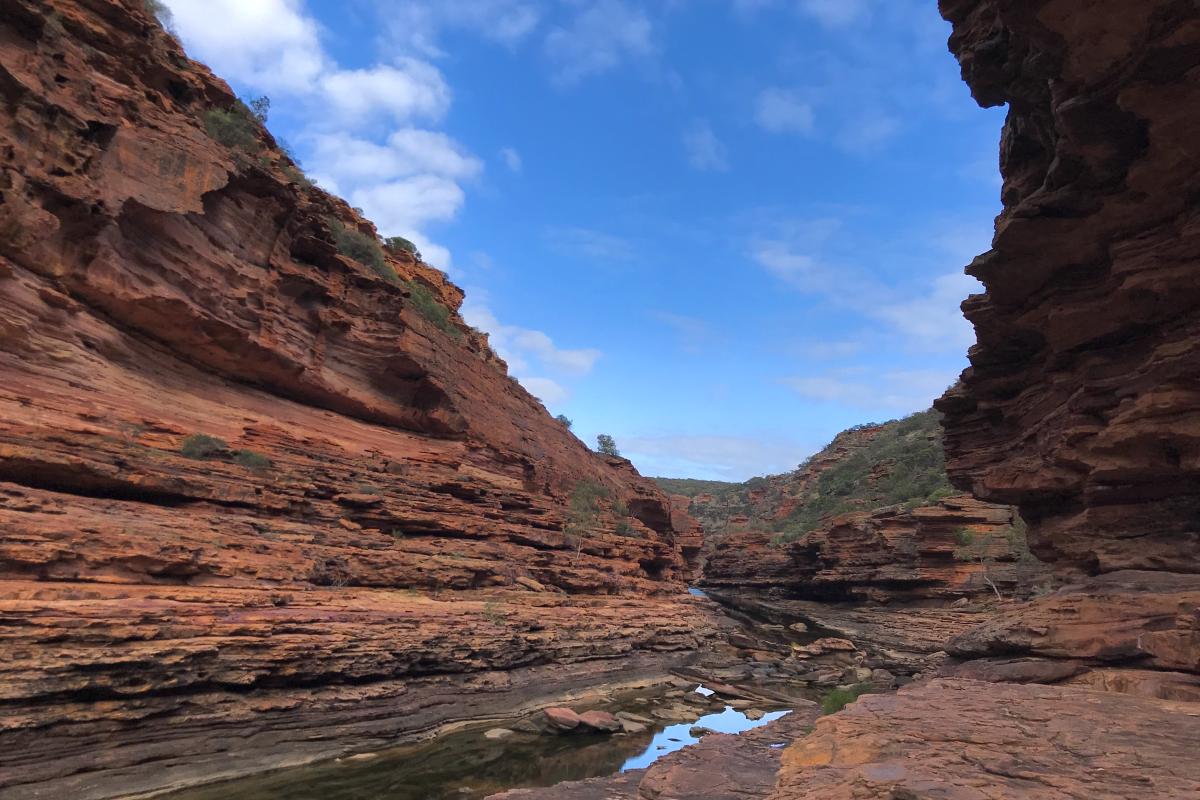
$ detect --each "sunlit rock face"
[0,1,711,797]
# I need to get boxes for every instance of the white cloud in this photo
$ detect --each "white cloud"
[544,0,653,85]
[317,61,450,127]
[783,368,955,412]
[754,88,815,135]
[500,146,523,173]
[165,0,324,93]
[350,176,466,239]
[520,377,569,406]
[310,130,482,183]
[683,120,729,172]
[462,301,601,407]
[164,0,470,267]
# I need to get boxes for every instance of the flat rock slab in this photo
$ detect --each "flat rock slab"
[774,678,1200,799]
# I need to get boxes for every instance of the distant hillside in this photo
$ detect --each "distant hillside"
[663,410,955,543]
[651,477,740,498]
[773,410,953,541]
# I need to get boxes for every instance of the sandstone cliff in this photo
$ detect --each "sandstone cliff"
[704,495,1045,602]
[694,411,1045,605]
[931,0,1200,696]
[767,1,1200,797]
[0,2,712,797]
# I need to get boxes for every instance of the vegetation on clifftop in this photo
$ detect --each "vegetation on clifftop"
[651,477,740,497]
[772,410,954,541]
[658,410,956,544]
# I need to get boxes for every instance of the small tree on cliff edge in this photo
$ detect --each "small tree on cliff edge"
[596,434,620,456]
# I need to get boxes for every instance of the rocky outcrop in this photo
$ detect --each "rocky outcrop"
[683,423,891,542]
[773,678,1200,799]
[705,495,1047,602]
[0,1,710,797]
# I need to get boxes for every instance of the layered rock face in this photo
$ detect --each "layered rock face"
[934,0,1200,576]
[764,2,1200,798]
[704,495,1044,602]
[932,0,1200,693]
[0,1,710,797]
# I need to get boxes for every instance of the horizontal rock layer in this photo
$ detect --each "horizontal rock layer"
[934,0,1200,576]
[704,495,1048,602]
[0,0,705,796]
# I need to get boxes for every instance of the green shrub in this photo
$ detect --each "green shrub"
[820,683,872,715]
[330,220,396,282]
[555,414,573,430]
[180,433,227,460]
[596,434,620,456]
[233,449,272,471]
[203,104,261,154]
[774,409,955,543]
[383,236,422,260]
[403,280,459,336]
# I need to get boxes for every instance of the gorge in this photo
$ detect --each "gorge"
[2,1,1199,799]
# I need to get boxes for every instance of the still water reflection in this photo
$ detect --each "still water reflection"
[165,691,785,800]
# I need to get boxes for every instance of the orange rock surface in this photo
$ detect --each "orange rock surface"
[705,494,1047,602]
[0,1,712,796]
[774,679,1200,799]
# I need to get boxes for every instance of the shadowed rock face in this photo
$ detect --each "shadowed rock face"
[934,0,1200,576]
[930,0,1200,694]
[0,1,710,796]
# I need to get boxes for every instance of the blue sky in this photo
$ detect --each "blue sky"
[162,0,1004,481]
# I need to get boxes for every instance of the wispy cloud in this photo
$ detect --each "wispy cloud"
[683,120,729,172]
[748,214,982,352]
[754,88,815,135]
[500,146,523,173]
[544,226,636,262]
[797,0,874,28]
[377,0,543,58]
[544,0,653,85]
[462,299,601,407]
[650,311,720,354]
[782,368,954,412]
[625,434,816,481]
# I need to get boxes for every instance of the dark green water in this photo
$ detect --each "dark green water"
[164,690,790,800]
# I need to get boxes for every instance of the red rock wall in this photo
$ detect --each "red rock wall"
[934,0,1200,576]
[0,1,711,796]
[932,0,1200,696]
[704,495,1046,602]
